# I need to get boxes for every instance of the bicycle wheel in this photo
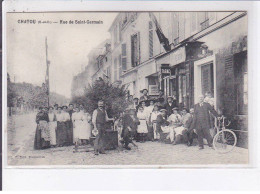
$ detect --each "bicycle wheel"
[213,129,237,153]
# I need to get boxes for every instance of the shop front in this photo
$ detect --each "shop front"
[156,42,203,109]
[194,14,248,148]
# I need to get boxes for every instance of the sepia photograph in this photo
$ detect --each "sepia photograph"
[5,11,248,167]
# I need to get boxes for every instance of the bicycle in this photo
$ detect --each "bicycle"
[213,116,237,153]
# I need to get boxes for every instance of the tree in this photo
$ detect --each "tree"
[72,79,129,118]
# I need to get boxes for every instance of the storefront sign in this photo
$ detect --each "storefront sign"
[149,85,159,95]
[160,64,171,76]
[169,46,186,67]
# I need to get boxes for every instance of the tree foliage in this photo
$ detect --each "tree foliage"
[72,79,129,117]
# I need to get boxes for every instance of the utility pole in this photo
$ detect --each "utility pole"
[45,37,50,107]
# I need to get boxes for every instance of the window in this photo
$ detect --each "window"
[191,12,197,33]
[121,43,127,71]
[178,12,185,42]
[119,55,122,77]
[199,12,209,30]
[131,32,140,67]
[113,58,118,81]
[149,21,153,58]
[173,12,179,45]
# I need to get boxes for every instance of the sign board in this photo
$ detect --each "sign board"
[169,46,186,67]
[149,85,159,95]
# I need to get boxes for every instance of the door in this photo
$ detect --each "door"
[201,63,214,96]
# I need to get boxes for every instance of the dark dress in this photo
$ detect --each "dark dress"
[56,113,71,146]
[121,114,135,147]
[34,112,50,150]
[67,110,74,145]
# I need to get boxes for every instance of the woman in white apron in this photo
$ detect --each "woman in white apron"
[48,106,57,147]
[137,106,149,142]
[150,105,160,140]
[72,107,84,152]
[80,110,92,144]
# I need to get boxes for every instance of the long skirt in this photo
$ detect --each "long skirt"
[56,121,70,146]
[34,121,51,150]
[137,120,148,133]
[67,121,74,145]
[49,121,57,145]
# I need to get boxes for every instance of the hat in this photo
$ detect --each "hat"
[62,105,68,109]
[160,109,167,112]
[167,96,173,99]
[141,89,148,93]
[172,107,178,111]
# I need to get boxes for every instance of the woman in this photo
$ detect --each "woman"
[56,106,69,147]
[72,107,84,152]
[136,106,149,142]
[150,105,160,140]
[172,108,191,145]
[63,106,72,146]
[34,107,50,150]
[146,100,155,141]
[48,106,57,147]
[80,109,92,144]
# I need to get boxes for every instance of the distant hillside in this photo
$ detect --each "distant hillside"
[10,81,69,108]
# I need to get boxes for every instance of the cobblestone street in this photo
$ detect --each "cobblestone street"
[7,113,249,166]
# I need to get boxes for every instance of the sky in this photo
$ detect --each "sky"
[6,12,117,98]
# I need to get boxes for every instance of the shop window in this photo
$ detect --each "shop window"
[149,21,154,58]
[131,32,141,67]
[234,52,248,115]
[121,43,127,71]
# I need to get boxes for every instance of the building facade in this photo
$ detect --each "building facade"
[74,11,248,146]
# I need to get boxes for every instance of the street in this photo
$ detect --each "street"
[7,113,249,166]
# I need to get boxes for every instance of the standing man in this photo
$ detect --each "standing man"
[164,96,177,117]
[156,109,170,142]
[140,89,150,101]
[67,103,75,144]
[190,95,219,150]
[92,100,113,155]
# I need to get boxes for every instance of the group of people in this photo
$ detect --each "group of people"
[34,89,219,155]
[119,89,219,150]
[34,104,92,152]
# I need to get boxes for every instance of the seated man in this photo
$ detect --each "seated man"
[156,109,170,142]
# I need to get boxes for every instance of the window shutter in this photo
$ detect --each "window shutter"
[121,43,127,71]
[224,55,236,116]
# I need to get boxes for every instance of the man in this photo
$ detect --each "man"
[156,109,170,142]
[140,89,150,101]
[183,108,197,146]
[190,95,219,150]
[92,100,113,155]
[121,109,135,150]
[164,96,177,117]
[67,103,75,144]
[68,104,74,119]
